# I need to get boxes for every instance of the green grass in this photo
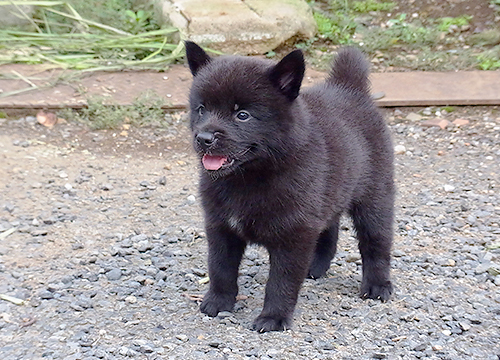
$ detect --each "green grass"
[437,15,473,32]
[313,12,355,44]
[477,47,500,70]
[352,0,396,13]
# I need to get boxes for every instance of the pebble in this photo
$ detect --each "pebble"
[444,184,455,192]
[406,112,423,121]
[106,268,122,281]
[394,144,406,154]
[100,183,113,191]
[125,295,137,304]
[187,195,196,204]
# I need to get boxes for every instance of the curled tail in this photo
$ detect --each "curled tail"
[327,47,371,93]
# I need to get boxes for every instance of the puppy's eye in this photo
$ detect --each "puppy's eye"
[236,110,250,122]
[197,105,205,116]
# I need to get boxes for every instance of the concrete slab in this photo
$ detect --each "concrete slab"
[1,64,500,110]
[161,0,316,54]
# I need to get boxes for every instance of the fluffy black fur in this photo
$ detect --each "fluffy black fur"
[185,41,394,332]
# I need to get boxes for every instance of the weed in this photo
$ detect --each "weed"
[468,29,500,46]
[313,11,356,44]
[437,15,473,32]
[61,91,167,130]
[477,47,500,70]
[359,15,439,52]
[352,0,396,13]
[0,111,6,118]
[442,106,456,113]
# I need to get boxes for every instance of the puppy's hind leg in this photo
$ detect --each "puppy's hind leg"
[308,215,340,279]
[350,198,394,301]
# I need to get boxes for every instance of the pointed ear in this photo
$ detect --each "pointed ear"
[268,49,305,101]
[185,41,211,76]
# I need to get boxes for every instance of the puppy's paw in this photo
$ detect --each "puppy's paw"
[252,315,291,332]
[200,291,235,317]
[307,261,330,279]
[360,280,393,302]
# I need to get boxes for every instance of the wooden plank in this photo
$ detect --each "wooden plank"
[1,64,499,109]
[370,71,500,106]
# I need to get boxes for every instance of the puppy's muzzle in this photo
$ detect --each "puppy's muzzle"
[196,131,217,151]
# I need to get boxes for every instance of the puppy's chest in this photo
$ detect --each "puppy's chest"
[224,207,279,243]
[218,192,288,242]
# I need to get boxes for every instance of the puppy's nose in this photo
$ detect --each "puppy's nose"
[196,132,216,150]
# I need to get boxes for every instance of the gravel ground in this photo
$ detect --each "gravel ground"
[0,106,499,360]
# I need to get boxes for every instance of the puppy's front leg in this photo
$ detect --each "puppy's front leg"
[200,227,246,316]
[252,244,314,332]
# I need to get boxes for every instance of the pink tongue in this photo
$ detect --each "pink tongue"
[202,154,227,170]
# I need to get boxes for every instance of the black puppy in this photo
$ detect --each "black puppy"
[185,41,394,332]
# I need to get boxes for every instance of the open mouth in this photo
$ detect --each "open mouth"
[202,154,235,171]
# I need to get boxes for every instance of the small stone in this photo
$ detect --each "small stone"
[187,195,196,204]
[346,254,361,263]
[452,118,469,126]
[432,344,443,351]
[71,243,84,250]
[394,144,406,155]
[406,112,423,121]
[39,290,54,299]
[158,176,167,185]
[421,118,449,129]
[216,311,233,319]
[441,329,452,336]
[442,259,456,267]
[459,322,471,331]
[106,268,122,281]
[475,262,491,274]
[100,183,113,191]
[191,268,206,277]
[59,172,68,178]
[373,353,387,359]
[125,295,137,304]
[176,334,188,342]
[444,185,455,193]
[64,183,73,191]
[134,240,153,253]
[320,341,335,350]
[393,249,405,257]
[413,343,427,351]
[31,229,48,236]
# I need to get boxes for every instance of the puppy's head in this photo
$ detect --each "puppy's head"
[185,41,305,177]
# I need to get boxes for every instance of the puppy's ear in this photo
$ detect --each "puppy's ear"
[185,41,211,76]
[268,49,305,101]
